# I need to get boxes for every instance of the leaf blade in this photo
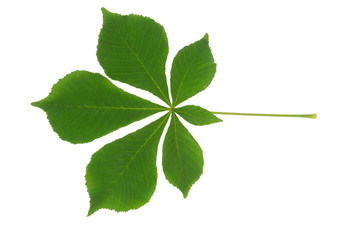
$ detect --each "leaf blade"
[97,8,170,105]
[32,71,166,144]
[176,105,222,126]
[86,113,170,215]
[162,113,203,197]
[170,34,216,106]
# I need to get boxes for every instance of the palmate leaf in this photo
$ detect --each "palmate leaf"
[97,8,171,106]
[162,113,204,198]
[31,71,166,144]
[32,8,225,215]
[86,114,169,215]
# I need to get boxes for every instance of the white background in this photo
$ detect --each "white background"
[1,0,360,239]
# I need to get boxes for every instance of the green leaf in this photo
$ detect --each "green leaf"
[170,34,216,106]
[31,8,317,215]
[86,113,170,215]
[97,8,171,106]
[162,113,203,198]
[176,105,222,126]
[32,71,166,144]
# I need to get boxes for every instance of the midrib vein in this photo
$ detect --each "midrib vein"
[173,114,185,179]
[110,20,170,105]
[176,110,201,118]
[38,102,166,111]
[109,113,170,189]
[173,50,199,106]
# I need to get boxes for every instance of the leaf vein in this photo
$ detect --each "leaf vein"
[173,49,201,106]
[107,113,169,191]
[108,19,170,105]
[37,103,166,111]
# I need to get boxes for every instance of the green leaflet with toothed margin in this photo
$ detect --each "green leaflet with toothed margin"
[176,105,222,126]
[31,71,167,144]
[97,8,171,105]
[170,34,216,106]
[162,113,204,198]
[86,113,170,215]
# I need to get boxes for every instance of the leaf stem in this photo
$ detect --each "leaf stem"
[210,111,317,119]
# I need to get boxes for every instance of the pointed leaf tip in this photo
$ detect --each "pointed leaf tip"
[203,33,209,41]
[87,207,95,217]
[31,101,40,108]
[182,189,190,198]
[87,202,103,216]
[101,7,109,14]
